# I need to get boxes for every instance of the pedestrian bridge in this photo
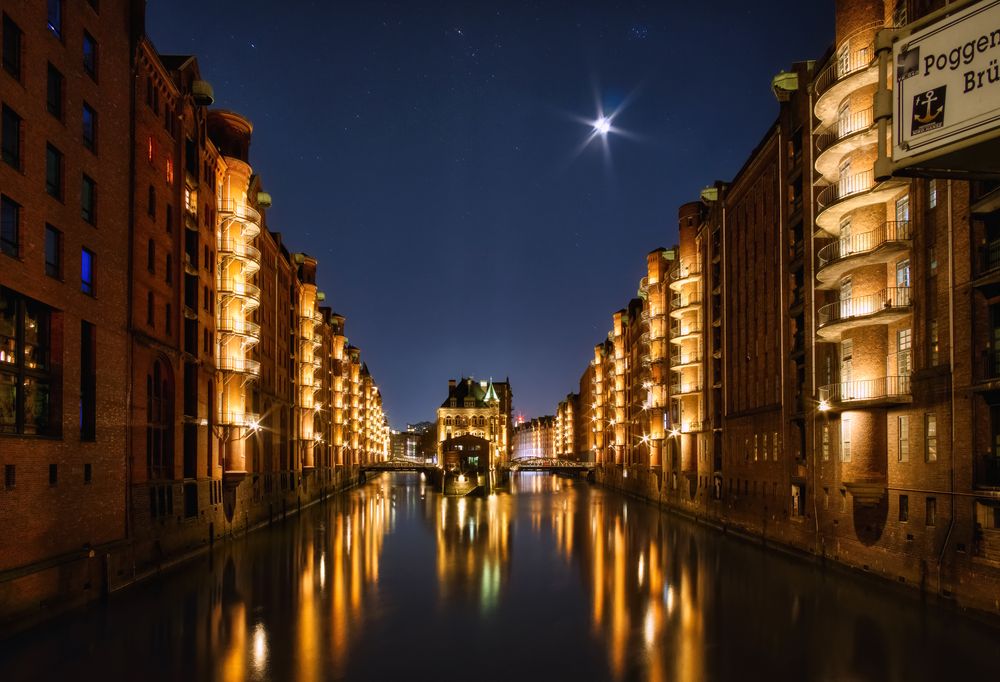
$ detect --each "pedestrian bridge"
[509,458,595,473]
[361,458,439,473]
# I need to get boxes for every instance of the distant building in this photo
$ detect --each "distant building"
[436,377,513,466]
[513,416,556,460]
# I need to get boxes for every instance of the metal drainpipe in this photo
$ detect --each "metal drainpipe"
[938,179,957,594]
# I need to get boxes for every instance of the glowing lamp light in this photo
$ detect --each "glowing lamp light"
[669,428,680,438]
[594,116,611,135]
[818,400,830,412]
[247,418,261,432]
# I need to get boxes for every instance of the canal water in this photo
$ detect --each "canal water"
[2,472,999,681]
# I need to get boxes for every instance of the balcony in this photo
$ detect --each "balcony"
[670,293,702,318]
[815,170,907,234]
[670,381,703,397]
[218,199,261,239]
[218,239,261,273]
[974,350,1000,388]
[218,410,261,427]
[217,356,262,377]
[217,278,261,306]
[816,221,911,287]
[668,259,703,291]
[975,455,1000,489]
[818,375,912,409]
[639,276,649,294]
[816,287,911,340]
[813,23,882,127]
[815,106,878,181]
[670,323,703,344]
[217,316,261,339]
[670,351,702,369]
[974,239,1000,284]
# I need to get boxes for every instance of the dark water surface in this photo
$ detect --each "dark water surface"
[2,472,999,681]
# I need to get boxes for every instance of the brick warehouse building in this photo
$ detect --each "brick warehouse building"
[0,1,390,631]
[556,0,1000,616]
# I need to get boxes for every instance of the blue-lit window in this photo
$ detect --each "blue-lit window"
[82,31,97,78]
[82,103,96,151]
[81,248,95,295]
[47,0,62,38]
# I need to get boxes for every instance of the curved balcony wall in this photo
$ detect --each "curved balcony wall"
[813,22,882,127]
[815,106,878,181]
[816,221,911,287]
[217,356,262,377]
[815,171,907,234]
[218,199,261,239]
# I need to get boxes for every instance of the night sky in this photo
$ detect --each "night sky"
[148,0,832,427]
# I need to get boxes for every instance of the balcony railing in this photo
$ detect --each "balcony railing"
[639,276,649,292]
[218,239,261,264]
[817,221,911,269]
[217,278,261,303]
[671,323,703,339]
[670,257,703,281]
[218,410,261,427]
[816,106,874,152]
[817,169,875,209]
[975,239,1000,278]
[218,199,262,238]
[217,316,261,338]
[975,454,1000,488]
[819,375,911,404]
[813,22,881,95]
[670,351,703,367]
[817,287,911,329]
[217,356,262,376]
[671,293,702,309]
[670,382,703,396]
[976,350,1000,384]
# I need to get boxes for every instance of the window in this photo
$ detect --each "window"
[203,285,209,311]
[81,175,96,223]
[928,179,938,209]
[146,291,154,326]
[84,463,92,484]
[46,144,63,198]
[165,204,173,233]
[899,494,909,522]
[925,414,938,462]
[47,0,63,37]
[44,225,61,278]
[821,424,830,461]
[82,103,96,151]
[0,288,56,436]
[926,497,937,526]
[4,464,14,489]
[81,248,95,295]
[896,258,911,288]
[82,31,97,78]
[165,253,172,284]
[897,328,912,377]
[841,418,852,462]
[166,158,173,185]
[147,239,155,273]
[895,194,910,223]
[147,185,156,218]
[2,104,21,168]
[165,303,172,336]
[1,195,18,257]
[80,320,96,440]
[147,135,155,163]
[47,63,64,119]
[49,463,57,486]
[929,319,939,365]
[2,14,22,79]
[898,415,909,462]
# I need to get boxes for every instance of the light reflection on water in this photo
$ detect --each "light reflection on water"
[1,472,999,682]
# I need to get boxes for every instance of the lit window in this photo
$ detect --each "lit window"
[928,179,937,209]
[925,414,938,462]
[898,415,909,462]
[166,158,174,185]
[0,288,56,435]
[821,424,830,461]
[841,419,852,462]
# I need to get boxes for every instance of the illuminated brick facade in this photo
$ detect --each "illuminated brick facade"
[0,5,390,631]
[554,0,1000,616]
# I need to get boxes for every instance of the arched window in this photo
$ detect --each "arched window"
[445,416,453,427]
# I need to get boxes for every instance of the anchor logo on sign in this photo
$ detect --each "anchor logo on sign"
[911,86,946,135]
